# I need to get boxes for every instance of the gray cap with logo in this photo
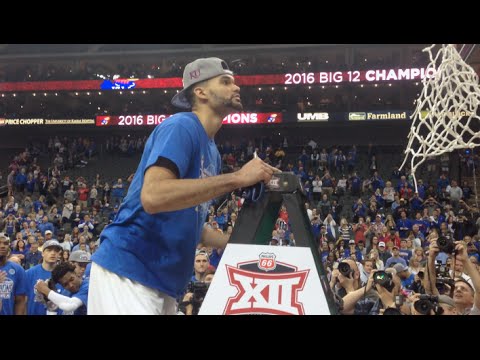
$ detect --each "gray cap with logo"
[171,57,233,109]
[42,240,63,251]
[69,250,91,263]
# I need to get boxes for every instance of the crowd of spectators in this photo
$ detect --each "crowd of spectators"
[1,131,479,315]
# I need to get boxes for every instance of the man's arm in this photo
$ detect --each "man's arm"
[201,226,229,249]
[424,239,440,296]
[341,272,375,315]
[47,291,83,312]
[141,157,278,214]
[36,281,83,312]
[14,295,26,315]
[0,271,5,313]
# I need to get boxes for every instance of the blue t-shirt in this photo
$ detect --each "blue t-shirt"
[25,264,62,315]
[0,261,27,315]
[84,262,92,279]
[93,113,221,298]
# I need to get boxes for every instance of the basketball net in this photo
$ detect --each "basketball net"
[399,44,480,205]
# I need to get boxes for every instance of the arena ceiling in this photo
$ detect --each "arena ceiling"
[0,44,477,70]
[0,44,348,60]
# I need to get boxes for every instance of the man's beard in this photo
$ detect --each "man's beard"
[213,93,243,112]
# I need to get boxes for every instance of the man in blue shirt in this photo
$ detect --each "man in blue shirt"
[0,233,27,315]
[89,57,279,315]
[25,240,63,315]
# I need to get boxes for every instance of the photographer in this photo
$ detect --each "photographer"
[331,259,379,315]
[425,238,480,314]
[452,241,480,315]
[424,237,451,296]
[372,268,411,315]
[179,268,214,315]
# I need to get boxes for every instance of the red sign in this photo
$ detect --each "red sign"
[96,113,282,126]
[0,67,433,92]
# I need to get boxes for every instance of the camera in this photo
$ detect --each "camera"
[435,277,455,294]
[413,294,439,315]
[373,270,395,292]
[185,281,210,314]
[338,262,354,278]
[435,260,450,278]
[188,281,210,304]
[437,235,455,254]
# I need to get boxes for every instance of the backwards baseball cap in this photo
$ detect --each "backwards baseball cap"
[43,240,62,251]
[69,250,91,263]
[438,295,455,307]
[171,57,233,109]
[393,263,408,273]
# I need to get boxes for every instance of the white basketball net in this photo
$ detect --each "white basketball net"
[399,44,480,192]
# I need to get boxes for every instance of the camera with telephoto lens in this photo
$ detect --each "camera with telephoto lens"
[413,294,440,315]
[186,281,210,314]
[373,270,395,292]
[437,235,455,254]
[338,262,354,278]
[434,260,455,294]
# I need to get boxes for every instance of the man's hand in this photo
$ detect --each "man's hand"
[365,269,377,293]
[235,157,281,188]
[182,292,194,315]
[338,273,355,293]
[35,280,51,297]
[454,241,468,264]
[428,238,440,260]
